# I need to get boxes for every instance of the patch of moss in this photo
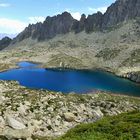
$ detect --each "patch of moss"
[32,135,54,140]
[43,53,85,69]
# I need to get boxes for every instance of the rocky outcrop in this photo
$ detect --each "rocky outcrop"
[12,22,42,43]
[6,116,26,130]
[39,12,75,41]
[122,72,140,83]
[85,12,103,32]
[102,0,140,28]
[63,113,76,122]
[0,37,12,50]
[72,14,86,33]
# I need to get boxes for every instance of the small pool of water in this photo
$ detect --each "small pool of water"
[18,61,38,68]
[0,62,140,96]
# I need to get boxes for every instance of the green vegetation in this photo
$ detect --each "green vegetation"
[43,53,85,68]
[95,48,120,61]
[57,111,140,140]
[11,50,37,57]
[32,135,54,140]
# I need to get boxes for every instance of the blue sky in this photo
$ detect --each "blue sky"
[0,0,116,34]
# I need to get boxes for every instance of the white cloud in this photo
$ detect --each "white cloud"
[71,12,81,20]
[28,16,45,24]
[0,3,10,7]
[88,6,107,14]
[64,9,81,20]
[0,16,46,34]
[0,18,27,34]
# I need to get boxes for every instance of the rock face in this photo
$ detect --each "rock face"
[40,12,75,41]
[10,0,140,44]
[72,14,86,33]
[122,72,140,83]
[102,0,140,28]
[85,12,103,32]
[6,116,26,130]
[12,11,103,43]
[12,12,76,43]
[0,37,12,50]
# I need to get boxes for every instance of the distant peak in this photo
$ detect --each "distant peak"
[2,36,12,40]
[61,11,72,16]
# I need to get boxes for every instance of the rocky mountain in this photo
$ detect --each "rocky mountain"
[72,12,103,33]
[12,12,76,43]
[0,33,17,40]
[0,37,12,50]
[10,0,140,44]
[102,0,140,28]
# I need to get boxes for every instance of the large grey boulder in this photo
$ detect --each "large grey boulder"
[64,112,76,122]
[6,116,26,130]
[93,107,104,118]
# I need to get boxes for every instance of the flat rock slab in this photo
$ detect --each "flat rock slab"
[6,116,26,130]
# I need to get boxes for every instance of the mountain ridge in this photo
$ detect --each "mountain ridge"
[10,0,140,44]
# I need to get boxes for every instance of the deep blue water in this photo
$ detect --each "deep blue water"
[0,62,140,96]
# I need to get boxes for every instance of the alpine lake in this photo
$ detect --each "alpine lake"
[0,61,139,96]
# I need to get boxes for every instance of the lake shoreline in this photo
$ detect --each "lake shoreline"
[0,61,139,97]
[0,80,139,139]
[0,60,139,84]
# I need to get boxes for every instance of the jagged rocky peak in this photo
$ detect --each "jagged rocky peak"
[78,14,86,32]
[72,14,86,33]
[39,12,76,40]
[81,14,86,20]
[12,12,76,43]
[85,12,103,32]
[12,22,43,43]
[102,0,140,28]
[11,0,140,44]
[72,12,103,33]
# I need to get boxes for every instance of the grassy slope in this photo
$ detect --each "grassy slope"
[56,111,140,140]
